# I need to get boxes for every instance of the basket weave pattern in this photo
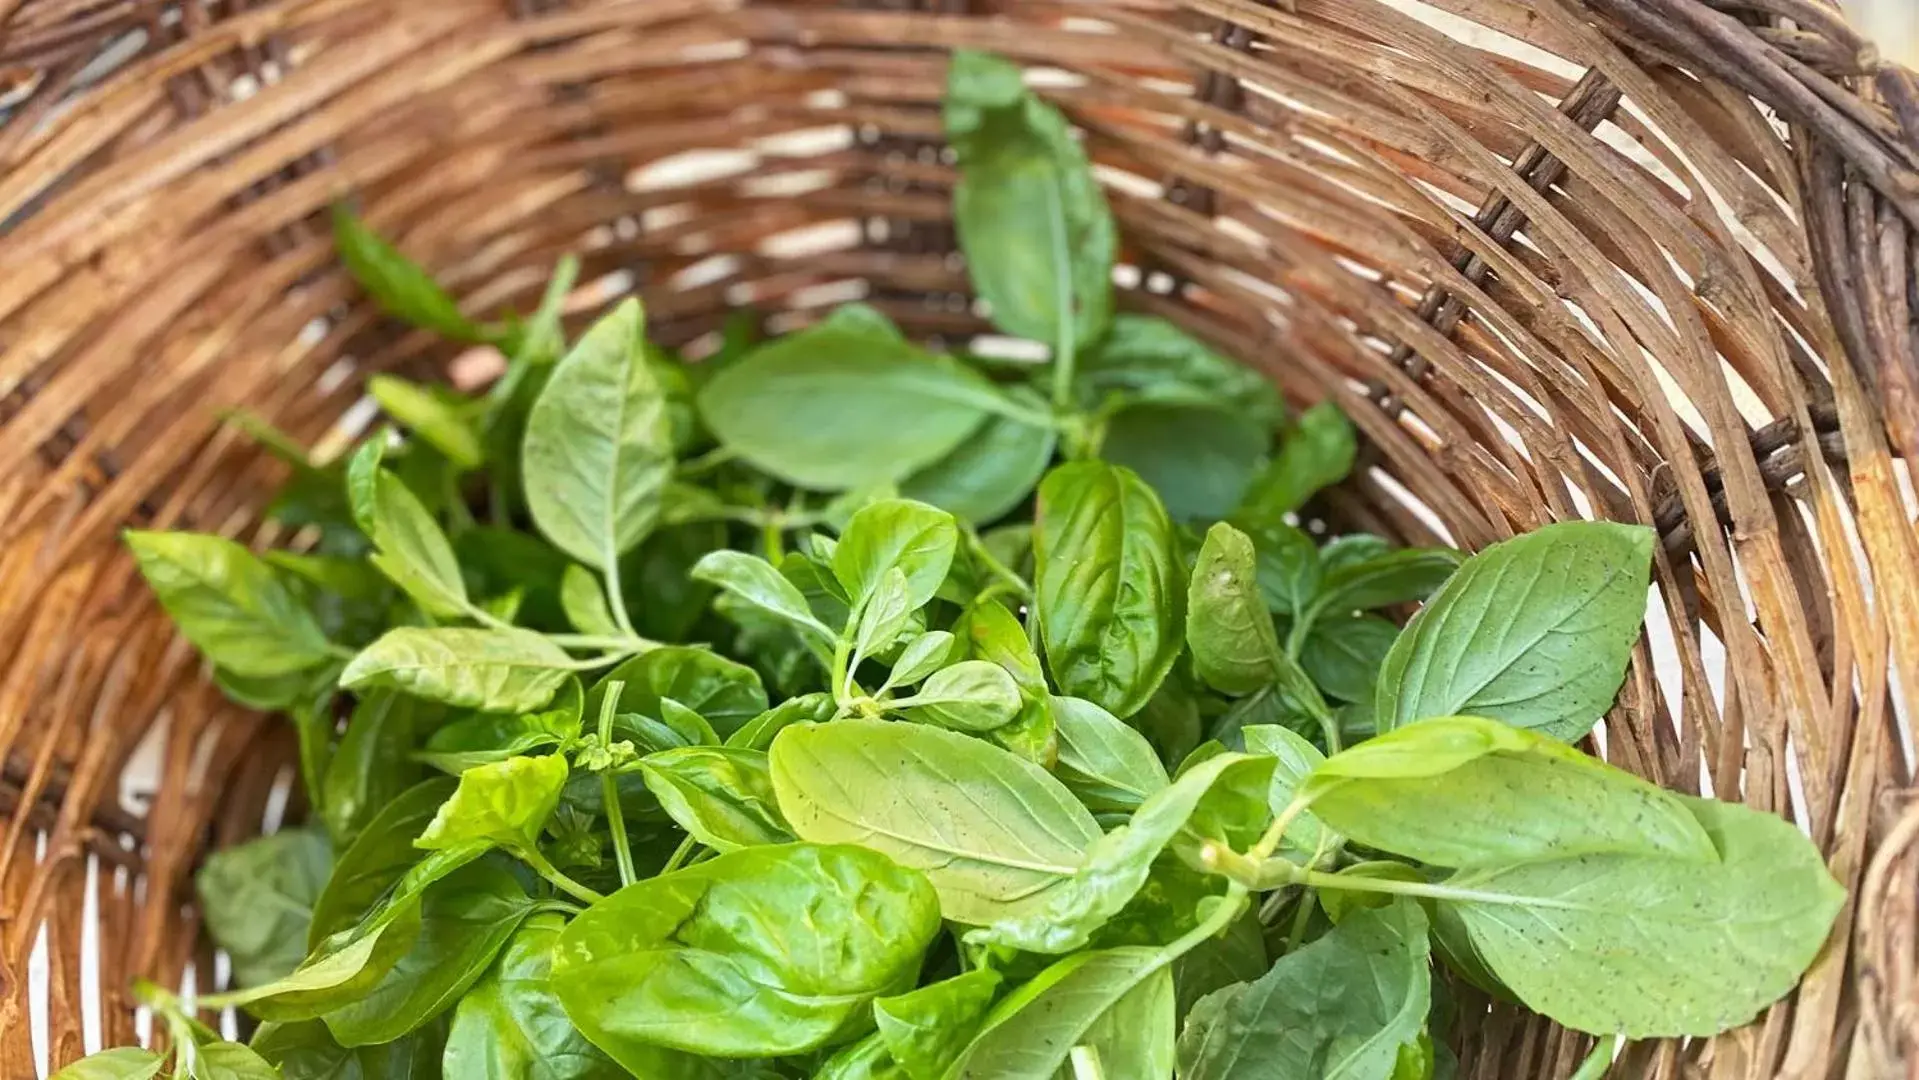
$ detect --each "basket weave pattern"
[2,0,1917,1076]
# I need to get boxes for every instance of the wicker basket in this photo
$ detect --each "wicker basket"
[2,0,1917,1076]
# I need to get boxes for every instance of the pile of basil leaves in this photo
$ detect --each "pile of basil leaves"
[83,50,1840,1080]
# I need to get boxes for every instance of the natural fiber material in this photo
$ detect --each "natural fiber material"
[0,0,1915,1076]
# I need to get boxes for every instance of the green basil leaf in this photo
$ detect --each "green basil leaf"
[1374,521,1655,741]
[49,1048,166,1080]
[332,207,484,342]
[552,843,941,1057]
[898,660,1023,732]
[770,718,1100,923]
[888,631,956,688]
[186,1042,281,1080]
[1134,677,1202,768]
[1171,908,1266,1022]
[586,646,768,740]
[690,550,836,647]
[442,912,624,1079]
[251,1017,444,1080]
[1186,522,1283,695]
[1321,533,1393,572]
[697,323,1008,490]
[1300,614,1399,703]
[814,1035,906,1080]
[947,949,1175,1080]
[1317,862,1427,924]
[368,375,484,470]
[1237,401,1356,522]
[1443,796,1844,1037]
[323,859,535,1046]
[853,568,916,662]
[833,498,960,610]
[1033,462,1183,718]
[352,457,469,619]
[521,298,673,570]
[966,751,1271,953]
[199,828,332,988]
[454,526,573,632]
[1101,403,1269,523]
[341,627,573,713]
[637,746,791,851]
[559,564,621,637]
[1244,521,1320,616]
[309,779,457,947]
[725,692,835,752]
[873,970,1003,1080]
[1306,716,1714,865]
[945,50,1115,349]
[900,389,1056,525]
[1241,724,1333,854]
[125,531,333,677]
[1177,899,1430,1080]
[1310,547,1463,619]
[415,680,584,774]
[1077,315,1284,426]
[416,754,569,854]
[323,690,435,844]
[1052,695,1169,813]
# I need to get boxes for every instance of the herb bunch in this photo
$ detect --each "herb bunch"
[82,50,1841,1080]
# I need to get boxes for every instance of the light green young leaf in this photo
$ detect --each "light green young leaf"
[368,375,484,470]
[1444,797,1843,1037]
[50,1047,166,1080]
[1305,716,1714,867]
[415,754,569,854]
[125,530,333,678]
[945,49,1115,350]
[198,828,332,989]
[342,627,574,713]
[1177,899,1430,1080]
[323,689,434,844]
[873,970,1002,1080]
[186,1041,281,1080]
[332,207,484,342]
[522,298,673,571]
[853,568,916,663]
[1033,462,1183,718]
[946,949,1175,1080]
[1374,521,1655,741]
[897,660,1024,732]
[551,843,941,1058]
[356,458,469,618]
[1241,724,1333,854]
[697,324,1012,490]
[834,498,960,610]
[442,913,625,1080]
[965,752,1271,953]
[690,550,837,646]
[1051,695,1169,813]
[769,719,1099,924]
[1237,401,1356,522]
[560,564,621,637]
[415,680,584,774]
[1186,522,1283,695]
[889,631,956,688]
[637,746,792,851]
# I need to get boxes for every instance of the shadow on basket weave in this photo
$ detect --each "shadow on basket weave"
[1,0,1918,1077]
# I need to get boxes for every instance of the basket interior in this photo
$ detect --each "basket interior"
[2,1,1917,1076]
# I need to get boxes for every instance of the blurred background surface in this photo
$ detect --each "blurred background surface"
[1846,0,1917,66]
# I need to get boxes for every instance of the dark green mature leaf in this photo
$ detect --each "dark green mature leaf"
[342,627,573,713]
[200,829,332,988]
[332,207,485,342]
[638,746,791,851]
[251,1017,444,1080]
[1237,402,1356,522]
[1101,403,1268,523]
[323,860,535,1046]
[442,913,624,1079]
[1172,909,1266,1022]
[873,970,1002,1080]
[416,754,569,854]
[323,690,435,844]
[552,843,941,1058]
[770,719,1099,924]
[49,1048,166,1080]
[897,660,1023,732]
[691,551,836,647]
[1301,615,1399,703]
[1052,695,1168,813]
[1306,716,1714,867]
[1374,522,1655,741]
[946,50,1115,350]
[1033,462,1183,718]
[455,527,572,632]
[833,498,959,611]
[966,752,1271,953]
[1247,520,1321,616]
[698,323,1012,490]
[1077,314,1284,428]
[368,375,484,470]
[1309,548,1462,618]
[1187,522,1283,695]
[126,531,334,678]
[725,692,835,752]
[900,388,1055,525]
[587,647,768,739]
[1177,899,1430,1080]
[1446,797,1842,1037]
[522,299,673,571]
[947,948,1176,1080]
[309,779,457,946]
